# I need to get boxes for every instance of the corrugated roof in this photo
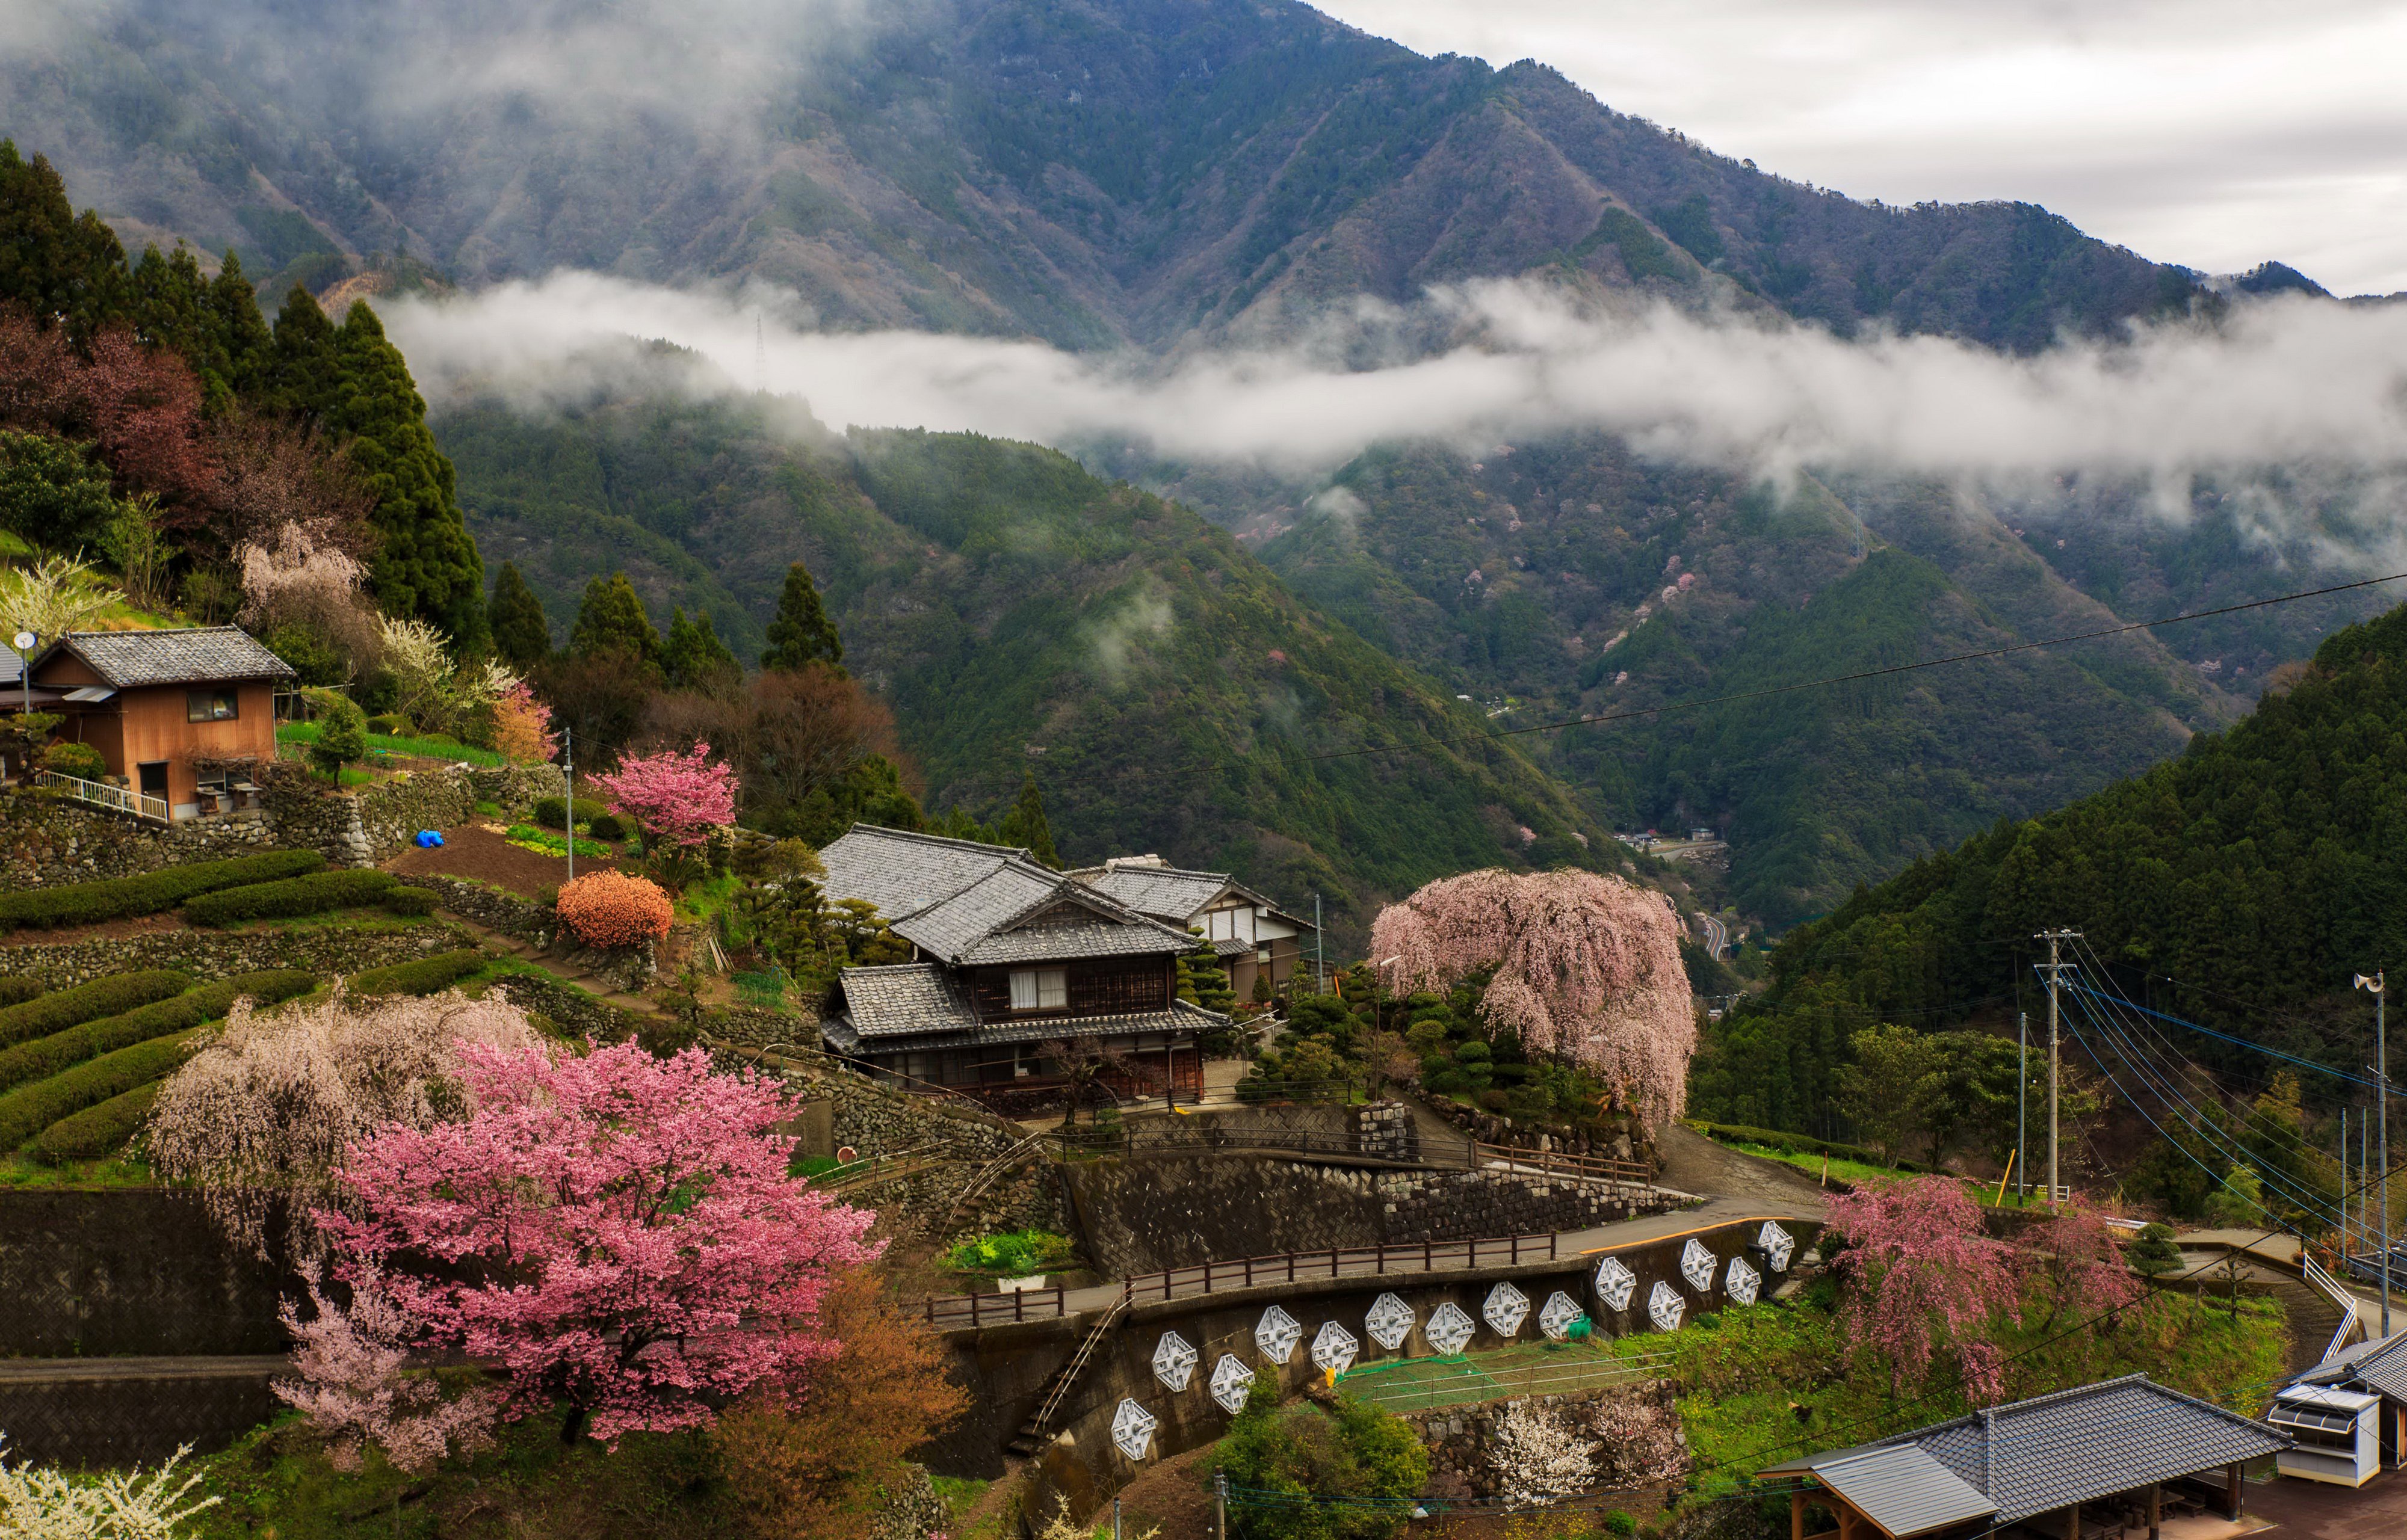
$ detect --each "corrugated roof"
[39,627,295,687]
[1809,1446,1994,1539]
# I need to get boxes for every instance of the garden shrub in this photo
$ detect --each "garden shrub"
[945,1230,1075,1275]
[366,713,413,735]
[555,870,673,947]
[0,970,191,1049]
[584,810,629,841]
[380,886,439,917]
[0,850,326,930]
[37,741,107,781]
[533,795,612,831]
[182,869,398,926]
[0,970,313,1093]
[0,978,37,1008]
[0,1030,208,1148]
[348,949,486,996]
[29,1080,161,1162]
[1216,1379,1427,1539]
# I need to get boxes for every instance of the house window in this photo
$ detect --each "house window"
[187,688,239,722]
[1009,968,1068,1011]
[1257,946,1272,966]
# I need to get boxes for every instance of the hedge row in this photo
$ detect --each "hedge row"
[29,1081,161,1163]
[533,796,612,831]
[1685,1119,1927,1174]
[348,949,487,996]
[381,886,439,917]
[0,850,326,929]
[0,978,41,1008]
[0,1031,204,1148]
[183,870,403,926]
[0,972,191,1051]
[0,970,315,1095]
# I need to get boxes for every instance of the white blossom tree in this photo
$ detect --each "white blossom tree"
[1488,1399,1598,1508]
[1369,869,1696,1121]
[0,1435,219,1538]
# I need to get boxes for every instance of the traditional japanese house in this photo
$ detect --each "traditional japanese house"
[1759,1375,2287,1540]
[1069,854,1318,1001]
[28,628,293,822]
[817,826,1226,1099]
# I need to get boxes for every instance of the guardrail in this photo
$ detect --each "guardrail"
[36,769,168,824]
[1051,1124,1410,1163]
[2302,1254,2363,1363]
[1472,1141,1651,1184]
[921,1284,1074,1329]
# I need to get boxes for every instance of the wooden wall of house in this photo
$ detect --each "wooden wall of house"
[965,956,1176,1021]
[49,682,277,814]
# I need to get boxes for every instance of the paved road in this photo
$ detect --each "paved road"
[2249,1464,2407,1537]
[1696,914,1729,959]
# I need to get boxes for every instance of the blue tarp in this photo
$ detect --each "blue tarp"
[415,830,444,848]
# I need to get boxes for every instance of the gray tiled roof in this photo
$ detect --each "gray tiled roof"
[2313,1331,2407,1401]
[830,964,978,1041]
[824,988,1220,1057]
[1808,1446,1994,1539]
[1079,864,1233,923]
[41,627,295,687]
[1768,1376,2285,1526]
[820,824,1194,966]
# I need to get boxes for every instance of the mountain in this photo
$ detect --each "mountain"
[1688,600,2407,1136]
[436,365,1621,939]
[5,0,2201,351]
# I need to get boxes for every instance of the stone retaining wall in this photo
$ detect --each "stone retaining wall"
[0,921,472,991]
[0,787,285,888]
[1417,1088,1657,1171]
[392,873,557,944]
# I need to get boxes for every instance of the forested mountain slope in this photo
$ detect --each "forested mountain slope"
[6,0,2199,350]
[1689,601,2407,1135]
[438,374,1615,935]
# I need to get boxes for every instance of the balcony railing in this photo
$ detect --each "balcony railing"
[36,770,168,824]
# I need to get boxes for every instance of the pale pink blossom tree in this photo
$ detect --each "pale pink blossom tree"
[2026,1198,2140,1327]
[148,987,546,1255]
[274,1260,502,1473]
[1488,1399,1596,1507]
[1826,1177,2027,1399]
[589,741,737,857]
[320,1040,882,1446]
[1368,869,1695,1121]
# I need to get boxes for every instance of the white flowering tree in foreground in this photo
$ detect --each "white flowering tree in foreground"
[1369,869,1696,1121]
[0,1435,218,1538]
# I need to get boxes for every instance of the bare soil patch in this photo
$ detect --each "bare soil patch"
[1,911,194,946]
[384,824,632,899]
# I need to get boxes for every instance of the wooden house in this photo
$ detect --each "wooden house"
[817,826,1227,1100]
[29,629,293,821]
[1069,855,1318,1001]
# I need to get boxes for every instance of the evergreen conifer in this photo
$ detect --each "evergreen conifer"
[761,561,844,674]
[570,572,664,670]
[995,772,1060,867]
[663,605,743,692]
[0,141,127,340]
[264,286,343,422]
[487,562,552,667]
[324,301,487,647]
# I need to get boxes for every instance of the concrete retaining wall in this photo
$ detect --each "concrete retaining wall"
[0,1190,297,1358]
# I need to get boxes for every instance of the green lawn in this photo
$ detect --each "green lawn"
[277,720,508,768]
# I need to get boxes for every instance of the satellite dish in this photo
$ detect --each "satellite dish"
[11,632,31,651]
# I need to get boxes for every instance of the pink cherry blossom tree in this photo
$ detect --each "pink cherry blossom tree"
[319,1040,882,1446]
[2025,1198,2140,1327]
[274,1260,502,1473]
[589,741,737,860]
[1368,869,1695,1122]
[1825,1177,2027,1399]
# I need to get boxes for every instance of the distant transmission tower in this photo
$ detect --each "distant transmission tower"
[753,314,767,395]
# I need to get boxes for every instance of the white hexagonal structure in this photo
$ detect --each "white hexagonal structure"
[1152,1331,1199,1391]
[1111,1397,1158,1461]
[1483,1280,1530,1337]
[1209,1354,1255,1414]
[1593,1255,1637,1313]
[1648,1280,1686,1333]
[1426,1301,1476,1355]
[1680,1237,1717,1293]
[1312,1320,1359,1376]
[1537,1290,1586,1341]
[1365,1292,1415,1351]
[1255,1304,1303,1364]
[1758,1221,1795,1272]
[1725,1256,1761,1307]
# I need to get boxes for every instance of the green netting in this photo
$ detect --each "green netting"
[1337,1339,1657,1412]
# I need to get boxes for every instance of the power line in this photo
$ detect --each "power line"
[1309,568,2407,763]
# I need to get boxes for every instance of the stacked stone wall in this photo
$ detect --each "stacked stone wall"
[0,787,285,887]
[0,921,472,991]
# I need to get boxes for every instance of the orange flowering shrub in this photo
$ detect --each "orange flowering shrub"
[555,870,673,948]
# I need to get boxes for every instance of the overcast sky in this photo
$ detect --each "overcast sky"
[1314,0,2407,296]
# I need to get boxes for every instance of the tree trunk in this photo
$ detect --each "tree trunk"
[560,1403,589,1446]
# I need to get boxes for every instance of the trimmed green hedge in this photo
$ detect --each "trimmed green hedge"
[29,1080,161,1163]
[182,870,399,926]
[0,1031,205,1148]
[1684,1119,1927,1174]
[0,978,41,1008]
[380,886,439,917]
[0,972,191,1050]
[349,949,486,996]
[0,970,315,1094]
[0,850,327,929]
[534,795,612,831]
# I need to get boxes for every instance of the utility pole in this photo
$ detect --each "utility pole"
[561,724,574,887]
[1214,1471,1229,1539]
[2360,971,2390,1335]
[2017,1010,2028,1205]
[2035,929,2080,1206]
[1312,894,1324,994]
